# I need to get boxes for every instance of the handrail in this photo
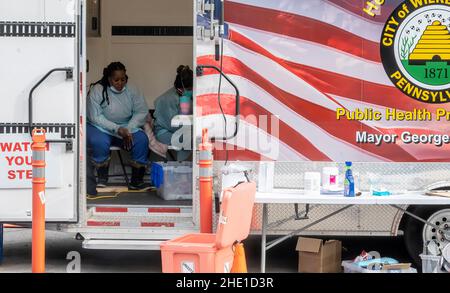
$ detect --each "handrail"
[28,67,73,136]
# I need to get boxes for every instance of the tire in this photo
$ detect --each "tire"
[403,205,450,269]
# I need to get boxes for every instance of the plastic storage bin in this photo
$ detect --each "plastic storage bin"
[161,182,256,273]
[420,254,446,273]
[342,261,417,273]
[151,162,192,200]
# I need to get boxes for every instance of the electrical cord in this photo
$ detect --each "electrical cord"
[244,171,250,182]
[87,186,155,200]
[217,34,229,165]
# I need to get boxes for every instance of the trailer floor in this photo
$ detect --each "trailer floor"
[87,187,191,207]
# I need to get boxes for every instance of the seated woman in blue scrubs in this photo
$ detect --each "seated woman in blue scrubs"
[87,62,149,190]
[153,65,193,161]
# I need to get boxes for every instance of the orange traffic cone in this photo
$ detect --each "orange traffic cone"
[231,243,248,273]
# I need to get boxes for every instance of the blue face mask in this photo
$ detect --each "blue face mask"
[110,85,126,94]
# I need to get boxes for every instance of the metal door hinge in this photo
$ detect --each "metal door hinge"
[196,0,220,41]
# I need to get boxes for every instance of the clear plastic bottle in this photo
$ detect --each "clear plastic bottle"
[344,161,355,197]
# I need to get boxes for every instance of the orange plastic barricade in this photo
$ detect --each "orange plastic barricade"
[161,182,256,273]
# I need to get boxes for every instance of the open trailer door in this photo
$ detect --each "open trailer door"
[0,0,80,222]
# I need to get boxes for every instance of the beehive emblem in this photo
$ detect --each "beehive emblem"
[409,21,450,65]
[380,2,450,103]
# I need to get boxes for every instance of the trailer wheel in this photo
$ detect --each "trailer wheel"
[404,205,450,268]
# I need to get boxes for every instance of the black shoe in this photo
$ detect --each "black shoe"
[97,166,109,187]
[129,167,146,190]
[97,179,108,188]
[129,182,148,190]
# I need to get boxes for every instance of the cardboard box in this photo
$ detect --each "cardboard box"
[296,237,342,273]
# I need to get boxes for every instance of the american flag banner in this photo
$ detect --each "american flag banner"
[196,0,450,162]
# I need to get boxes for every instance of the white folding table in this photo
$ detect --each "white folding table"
[255,189,450,273]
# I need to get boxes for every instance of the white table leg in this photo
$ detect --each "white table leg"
[261,203,268,273]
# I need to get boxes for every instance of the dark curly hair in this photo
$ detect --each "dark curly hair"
[174,65,193,92]
[89,62,127,106]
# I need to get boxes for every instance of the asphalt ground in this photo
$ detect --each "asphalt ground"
[0,228,413,273]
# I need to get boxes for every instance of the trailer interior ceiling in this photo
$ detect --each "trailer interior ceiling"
[85,0,194,208]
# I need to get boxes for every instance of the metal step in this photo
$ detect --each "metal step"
[89,206,193,218]
[86,214,195,229]
[82,239,163,250]
[77,228,199,242]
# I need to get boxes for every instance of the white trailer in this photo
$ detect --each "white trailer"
[0,0,449,269]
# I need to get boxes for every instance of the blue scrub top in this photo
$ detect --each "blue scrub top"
[87,83,149,137]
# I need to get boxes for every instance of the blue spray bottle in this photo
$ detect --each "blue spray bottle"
[344,161,355,197]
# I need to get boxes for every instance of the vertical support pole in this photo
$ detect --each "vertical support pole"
[31,129,46,273]
[198,128,213,233]
[261,203,267,273]
[0,223,3,264]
